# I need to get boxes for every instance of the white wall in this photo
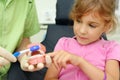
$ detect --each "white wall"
[30,0,57,42]
[107,0,120,42]
[35,0,57,24]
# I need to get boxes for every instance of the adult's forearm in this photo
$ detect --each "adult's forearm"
[17,37,31,62]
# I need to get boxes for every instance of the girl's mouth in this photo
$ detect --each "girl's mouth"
[79,36,88,40]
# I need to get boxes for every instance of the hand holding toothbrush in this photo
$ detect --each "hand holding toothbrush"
[0,46,17,67]
[15,43,51,72]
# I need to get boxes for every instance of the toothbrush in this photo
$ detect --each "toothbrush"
[13,45,40,57]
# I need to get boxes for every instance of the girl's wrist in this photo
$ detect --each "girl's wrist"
[73,56,83,67]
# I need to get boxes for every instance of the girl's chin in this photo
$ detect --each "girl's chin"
[78,41,89,45]
[77,39,88,45]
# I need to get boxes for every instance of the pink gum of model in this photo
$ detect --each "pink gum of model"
[28,50,45,65]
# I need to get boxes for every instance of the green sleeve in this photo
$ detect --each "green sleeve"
[0,64,10,80]
[23,0,40,38]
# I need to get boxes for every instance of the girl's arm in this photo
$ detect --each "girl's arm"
[77,58,119,80]
[47,50,119,80]
[44,63,61,80]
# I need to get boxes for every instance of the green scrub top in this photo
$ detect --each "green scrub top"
[0,0,40,79]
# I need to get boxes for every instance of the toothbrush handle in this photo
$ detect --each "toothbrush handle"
[13,45,40,57]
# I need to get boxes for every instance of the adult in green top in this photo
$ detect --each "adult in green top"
[0,0,46,80]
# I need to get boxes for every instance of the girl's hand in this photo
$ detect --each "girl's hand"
[47,50,81,69]
[0,47,17,67]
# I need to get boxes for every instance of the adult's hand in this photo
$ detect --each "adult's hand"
[19,43,47,72]
[0,47,17,67]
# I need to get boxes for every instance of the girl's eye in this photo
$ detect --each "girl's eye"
[89,24,97,28]
[76,19,81,23]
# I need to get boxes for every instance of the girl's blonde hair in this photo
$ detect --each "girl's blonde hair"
[70,0,117,33]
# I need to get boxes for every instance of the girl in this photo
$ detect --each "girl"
[45,0,120,80]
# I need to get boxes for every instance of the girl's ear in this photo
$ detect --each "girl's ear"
[104,22,113,33]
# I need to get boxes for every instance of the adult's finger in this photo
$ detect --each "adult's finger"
[20,54,29,71]
[0,47,17,62]
[0,56,10,66]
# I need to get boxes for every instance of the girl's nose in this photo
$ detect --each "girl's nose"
[79,25,88,35]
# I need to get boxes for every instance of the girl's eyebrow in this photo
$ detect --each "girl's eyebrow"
[88,21,100,25]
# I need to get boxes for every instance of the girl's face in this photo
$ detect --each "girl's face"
[73,12,108,45]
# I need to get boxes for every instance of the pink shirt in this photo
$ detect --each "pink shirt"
[54,37,120,80]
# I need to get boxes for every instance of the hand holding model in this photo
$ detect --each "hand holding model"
[15,43,52,72]
[0,47,17,67]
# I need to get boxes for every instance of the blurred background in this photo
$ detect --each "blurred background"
[30,0,120,43]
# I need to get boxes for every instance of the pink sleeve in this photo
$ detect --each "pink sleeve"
[54,37,67,51]
[106,41,120,61]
